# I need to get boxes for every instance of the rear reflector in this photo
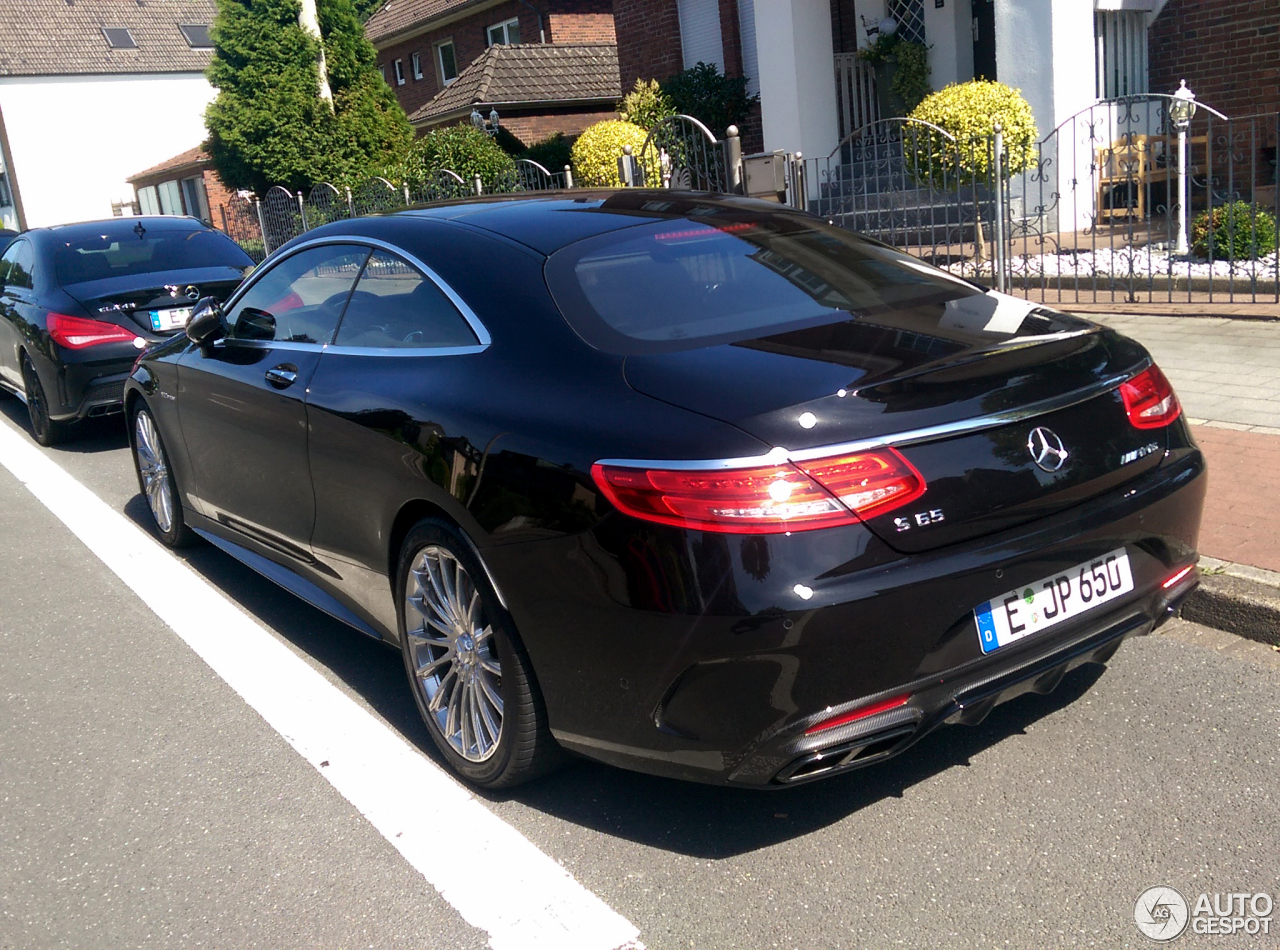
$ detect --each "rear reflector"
[806,693,912,736]
[591,449,926,534]
[47,313,140,349]
[1120,364,1181,429]
[1162,564,1196,589]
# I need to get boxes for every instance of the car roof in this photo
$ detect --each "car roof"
[388,189,810,255]
[33,217,211,242]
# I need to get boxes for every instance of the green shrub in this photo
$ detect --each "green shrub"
[570,119,648,187]
[1192,202,1278,260]
[660,63,758,137]
[521,132,575,174]
[856,33,931,114]
[374,124,515,190]
[906,80,1037,186]
[618,78,675,131]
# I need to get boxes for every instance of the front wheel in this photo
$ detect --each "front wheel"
[397,520,560,788]
[131,405,195,548]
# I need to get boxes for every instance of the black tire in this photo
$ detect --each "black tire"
[130,404,197,548]
[21,355,69,446]
[396,519,561,788]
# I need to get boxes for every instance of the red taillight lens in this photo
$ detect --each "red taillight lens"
[1120,365,1181,429]
[1162,565,1196,589]
[47,312,140,349]
[591,448,926,534]
[806,693,912,736]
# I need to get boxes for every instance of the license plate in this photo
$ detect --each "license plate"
[149,307,192,331]
[974,548,1134,654]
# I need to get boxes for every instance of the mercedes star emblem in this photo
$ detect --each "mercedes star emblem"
[184,285,200,300]
[1027,426,1069,472]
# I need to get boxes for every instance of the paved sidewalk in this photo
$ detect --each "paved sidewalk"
[1090,313,1280,574]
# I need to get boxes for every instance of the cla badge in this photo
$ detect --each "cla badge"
[1027,426,1069,472]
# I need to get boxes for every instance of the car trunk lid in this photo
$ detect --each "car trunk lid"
[66,267,245,336]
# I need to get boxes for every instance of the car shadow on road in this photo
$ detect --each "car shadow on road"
[0,397,130,453]
[120,488,1110,860]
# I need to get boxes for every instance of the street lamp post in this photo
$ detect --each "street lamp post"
[1170,80,1197,256]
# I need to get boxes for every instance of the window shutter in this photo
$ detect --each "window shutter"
[676,0,724,71]
[738,0,758,97]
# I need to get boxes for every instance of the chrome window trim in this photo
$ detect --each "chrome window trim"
[596,363,1149,471]
[323,343,488,357]
[220,234,492,349]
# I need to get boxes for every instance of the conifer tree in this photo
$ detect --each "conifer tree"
[205,0,411,194]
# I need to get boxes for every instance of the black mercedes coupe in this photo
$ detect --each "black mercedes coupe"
[0,217,252,444]
[124,191,1205,789]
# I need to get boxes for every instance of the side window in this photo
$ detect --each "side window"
[226,244,369,344]
[3,240,35,290]
[334,249,479,350]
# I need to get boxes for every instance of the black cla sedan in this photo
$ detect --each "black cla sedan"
[124,192,1205,789]
[0,217,252,444]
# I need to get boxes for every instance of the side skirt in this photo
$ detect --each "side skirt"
[192,527,386,642]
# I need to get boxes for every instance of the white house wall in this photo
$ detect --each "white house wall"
[756,0,838,169]
[0,73,214,228]
[923,0,973,90]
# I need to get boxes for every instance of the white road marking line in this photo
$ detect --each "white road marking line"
[0,417,643,950]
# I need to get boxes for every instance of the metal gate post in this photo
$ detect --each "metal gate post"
[474,174,484,196]
[254,197,271,256]
[992,124,1007,293]
[345,186,355,217]
[725,125,742,194]
[297,191,308,231]
[563,165,574,189]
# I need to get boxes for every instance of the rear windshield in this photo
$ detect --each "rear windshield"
[55,227,252,285]
[544,214,981,354]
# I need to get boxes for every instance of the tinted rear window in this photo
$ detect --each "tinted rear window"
[54,227,252,285]
[545,214,980,354]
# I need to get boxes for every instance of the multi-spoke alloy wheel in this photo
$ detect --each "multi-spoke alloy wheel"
[135,410,175,534]
[397,521,559,788]
[405,545,505,762]
[21,356,66,446]
[130,405,194,548]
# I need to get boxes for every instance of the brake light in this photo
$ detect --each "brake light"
[591,448,926,534]
[47,313,140,349]
[806,693,912,736]
[1120,365,1181,429]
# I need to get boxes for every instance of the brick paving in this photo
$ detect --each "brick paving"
[1090,313,1280,573]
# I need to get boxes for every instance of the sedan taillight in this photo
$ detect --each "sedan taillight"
[47,312,140,349]
[591,449,926,534]
[1120,364,1182,429]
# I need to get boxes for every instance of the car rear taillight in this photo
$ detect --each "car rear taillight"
[47,313,141,349]
[1120,365,1181,429]
[806,693,912,736]
[590,449,926,534]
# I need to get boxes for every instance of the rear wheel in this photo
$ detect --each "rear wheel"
[21,355,68,446]
[397,520,560,787]
[131,405,196,548]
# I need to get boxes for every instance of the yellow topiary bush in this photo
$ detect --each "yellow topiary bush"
[571,119,649,187]
[906,80,1037,185]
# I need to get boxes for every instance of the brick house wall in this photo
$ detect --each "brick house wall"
[130,161,239,234]
[1149,0,1280,121]
[500,107,617,144]
[376,0,616,120]
[202,171,238,232]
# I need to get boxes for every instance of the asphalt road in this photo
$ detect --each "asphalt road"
[1,399,1278,950]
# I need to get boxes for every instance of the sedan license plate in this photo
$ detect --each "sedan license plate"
[974,548,1134,654]
[149,307,192,331]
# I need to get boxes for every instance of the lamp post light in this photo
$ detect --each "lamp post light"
[470,107,501,136]
[1170,79,1197,256]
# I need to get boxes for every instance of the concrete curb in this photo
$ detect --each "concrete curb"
[1181,559,1280,647]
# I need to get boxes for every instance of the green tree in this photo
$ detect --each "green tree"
[205,0,412,194]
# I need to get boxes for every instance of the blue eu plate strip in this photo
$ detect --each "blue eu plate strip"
[975,601,999,654]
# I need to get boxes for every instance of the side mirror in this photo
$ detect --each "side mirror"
[186,296,227,346]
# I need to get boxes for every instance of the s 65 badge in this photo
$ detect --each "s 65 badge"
[894,508,945,532]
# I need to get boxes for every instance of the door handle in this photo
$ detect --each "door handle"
[265,364,298,389]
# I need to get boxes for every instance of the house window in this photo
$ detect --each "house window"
[1095,11,1148,98]
[436,40,458,85]
[181,176,210,222]
[887,0,926,46]
[411,52,423,79]
[394,58,406,85]
[486,18,520,46]
[0,171,12,208]
[157,180,183,216]
[102,27,137,49]
[137,185,160,216]
[179,24,212,48]
[676,0,723,71]
[379,64,387,81]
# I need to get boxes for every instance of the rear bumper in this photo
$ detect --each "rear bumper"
[493,444,1206,787]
